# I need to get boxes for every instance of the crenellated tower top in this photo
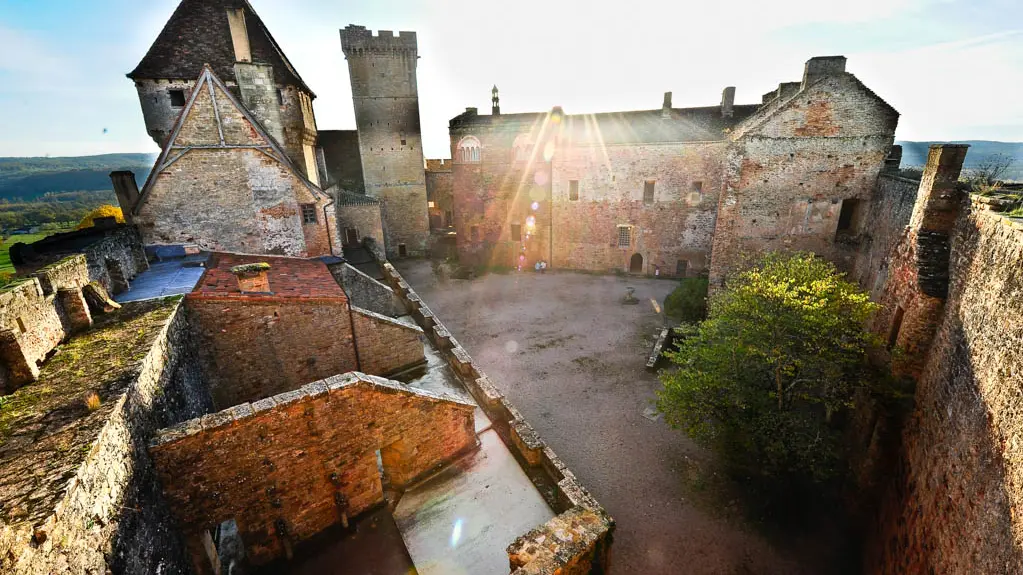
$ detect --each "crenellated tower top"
[340,25,418,58]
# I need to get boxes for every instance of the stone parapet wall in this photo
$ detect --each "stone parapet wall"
[852,174,918,299]
[379,261,615,574]
[869,203,1023,573]
[328,261,403,317]
[351,306,424,376]
[149,372,475,574]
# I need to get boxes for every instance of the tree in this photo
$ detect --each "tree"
[657,253,879,482]
[963,153,1015,188]
[77,205,124,230]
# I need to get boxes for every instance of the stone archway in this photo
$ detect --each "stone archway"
[629,253,644,274]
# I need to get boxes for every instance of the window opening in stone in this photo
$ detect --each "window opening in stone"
[692,181,703,194]
[643,180,655,204]
[888,306,905,350]
[398,244,408,257]
[617,226,631,248]
[511,224,521,241]
[169,89,186,107]
[345,227,359,245]
[301,204,317,224]
[276,88,284,106]
[837,198,859,232]
[569,180,579,201]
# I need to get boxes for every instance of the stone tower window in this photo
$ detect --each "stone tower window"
[837,198,860,233]
[169,89,186,108]
[569,180,579,201]
[617,225,631,248]
[300,204,317,224]
[457,136,481,163]
[400,131,407,146]
[643,181,655,204]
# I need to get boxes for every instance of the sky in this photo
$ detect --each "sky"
[0,0,1020,158]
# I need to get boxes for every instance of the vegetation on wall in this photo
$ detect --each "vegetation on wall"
[663,277,710,322]
[657,253,882,484]
[77,205,125,230]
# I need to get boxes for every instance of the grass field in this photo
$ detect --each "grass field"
[0,231,73,273]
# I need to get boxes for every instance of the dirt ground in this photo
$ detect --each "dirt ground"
[395,261,841,575]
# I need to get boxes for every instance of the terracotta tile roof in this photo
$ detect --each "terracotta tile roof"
[128,0,313,96]
[190,253,346,300]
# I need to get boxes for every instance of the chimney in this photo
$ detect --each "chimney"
[884,145,903,174]
[226,8,252,63]
[661,92,672,118]
[908,144,970,299]
[110,171,139,222]
[720,87,735,118]
[802,55,847,89]
[465,107,477,115]
[230,262,272,293]
[777,82,801,100]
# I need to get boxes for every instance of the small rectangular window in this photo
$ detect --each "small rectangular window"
[169,89,186,107]
[276,88,284,106]
[569,180,579,201]
[692,181,703,194]
[837,198,860,232]
[398,244,408,257]
[401,138,407,146]
[617,226,631,248]
[300,204,317,224]
[643,181,655,204]
[470,226,480,241]
[511,224,521,241]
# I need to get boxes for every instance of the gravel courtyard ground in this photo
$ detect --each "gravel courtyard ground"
[394,261,840,575]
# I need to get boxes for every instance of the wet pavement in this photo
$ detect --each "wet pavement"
[115,257,207,302]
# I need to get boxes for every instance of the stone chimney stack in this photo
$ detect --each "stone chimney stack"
[909,144,969,298]
[231,262,272,293]
[662,92,672,118]
[110,171,139,222]
[721,87,735,118]
[228,8,284,146]
[226,8,252,63]
[802,55,847,89]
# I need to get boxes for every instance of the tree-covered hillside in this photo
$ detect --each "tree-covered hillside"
[0,153,156,201]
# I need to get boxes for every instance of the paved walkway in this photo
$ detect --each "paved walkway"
[115,258,206,302]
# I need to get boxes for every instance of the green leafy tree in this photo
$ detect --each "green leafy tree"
[663,277,710,322]
[657,253,879,482]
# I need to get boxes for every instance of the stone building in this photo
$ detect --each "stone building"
[449,57,898,280]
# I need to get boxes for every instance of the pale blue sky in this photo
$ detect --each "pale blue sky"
[0,0,1020,158]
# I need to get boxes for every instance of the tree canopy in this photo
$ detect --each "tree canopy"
[657,253,879,482]
[77,205,124,230]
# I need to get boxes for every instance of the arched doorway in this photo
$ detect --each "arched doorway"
[629,253,644,274]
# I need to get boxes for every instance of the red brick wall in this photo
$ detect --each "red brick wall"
[149,374,476,572]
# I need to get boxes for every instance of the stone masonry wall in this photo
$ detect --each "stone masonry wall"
[551,141,726,275]
[426,159,454,229]
[149,373,476,573]
[852,174,918,299]
[351,306,424,376]
[336,202,385,258]
[378,261,615,575]
[328,262,404,317]
[869,205,1023,574]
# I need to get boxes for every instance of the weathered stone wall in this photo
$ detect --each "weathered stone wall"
[852,174,918,299]
[235,62,285,146]
[341,26,429,257]
[328,262,403,316]
[149,373,476,573]
[426,159,453,229]
[551,141,725,275]
[277,85,319,182]
[335,201,385,258]
[378,261,615,575]
[709,73,898,285]
[869,205,1023,574]
[0,299,212,575]
[133,78,199,147]
[351,306,424,375]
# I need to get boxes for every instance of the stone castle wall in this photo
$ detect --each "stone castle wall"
[149,373,476,573]
[425,159,453,229]
[852,174,919,299]
[870,204,1023,573]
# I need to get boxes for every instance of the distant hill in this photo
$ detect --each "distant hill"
[0,153,157,201]
[897,141,1023,181]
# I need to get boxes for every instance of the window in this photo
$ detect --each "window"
[643,181,655,204]
[457,136,482,163]
[837,198,860,232]
[400,131,407,146]
[276,88,284,106]
[398,244,408,257]
[617,226,631,248]
[511,224,521,241]
[692,181,703,194]
[169,89,186,107]
[569,180,579,201]
[887,306,905,350]
[470,226,480,241]
[428,201,436,208]
[300,204,317,224]
[445,210,453,227]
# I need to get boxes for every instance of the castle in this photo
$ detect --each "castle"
[0,0,1021,573]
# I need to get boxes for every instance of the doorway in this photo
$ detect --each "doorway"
[629,253,644,274]
[344,228,359,245]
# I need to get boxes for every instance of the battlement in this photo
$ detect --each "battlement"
[340,24,418,55]
[426,158,452,172]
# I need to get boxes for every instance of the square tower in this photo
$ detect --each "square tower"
[340,25,430,258]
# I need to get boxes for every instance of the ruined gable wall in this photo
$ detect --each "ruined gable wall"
[551,141,726,275]
[852,174,919,299]
[149,376,476,572]
[709,75,897,285]
[870,204,1023,574]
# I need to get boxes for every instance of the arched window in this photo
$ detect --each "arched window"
[512,134,534,162]
[457,136,482,163]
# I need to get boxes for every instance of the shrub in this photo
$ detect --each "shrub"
[663,277,709,322]
[77,205,124,230]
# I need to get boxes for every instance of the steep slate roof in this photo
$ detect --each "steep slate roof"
[135,65,328,215]
[335,190,380,207]
[450,105,760,144]
[128,0,314,96]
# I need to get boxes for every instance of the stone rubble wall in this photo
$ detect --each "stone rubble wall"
[350,306,425,376]
[851,173,918,300]
[328,261,403,317]
[0,301,212,575]
[869,203,1023,573]
[148,372,476,574]
[379,261,615,575]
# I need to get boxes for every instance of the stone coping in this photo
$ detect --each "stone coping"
[350,305,424,334]
[150,371,474,448]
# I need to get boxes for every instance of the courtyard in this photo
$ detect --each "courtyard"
[395,260,843,574]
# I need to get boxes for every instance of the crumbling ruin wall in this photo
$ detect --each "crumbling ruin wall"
[551,141,725,275]
[379,262,615,575]
[351,306,424,375]
[149,373,476,574]
[869,204,1023,574]
[328,262,403,316]
[852,174,918,299]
